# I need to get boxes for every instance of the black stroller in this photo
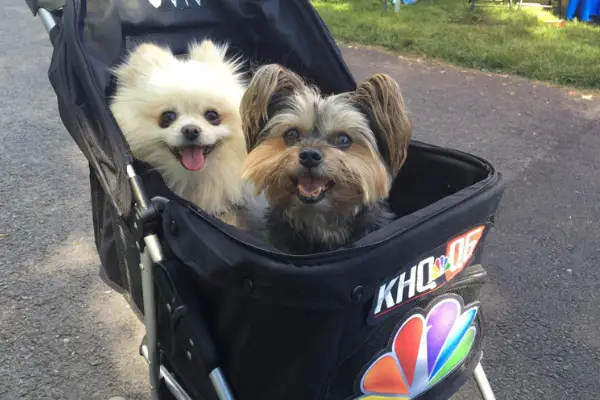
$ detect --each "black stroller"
[24,1,505,399]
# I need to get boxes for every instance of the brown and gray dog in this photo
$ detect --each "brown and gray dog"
[239,64,412,254]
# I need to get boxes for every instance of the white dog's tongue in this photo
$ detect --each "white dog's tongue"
[180,147,205,171]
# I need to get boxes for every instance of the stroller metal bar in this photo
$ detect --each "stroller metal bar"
[141,345,193,400]
[127,165,162,400]
[209,368,236,400]
[127,165,151,210]
[141,248,161,400]
[128,164,238,400]
[37,8,57,34]
[474,362,496,400]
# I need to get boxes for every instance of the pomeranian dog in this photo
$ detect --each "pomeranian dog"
[240,65,412,254]
[110,40,248,225]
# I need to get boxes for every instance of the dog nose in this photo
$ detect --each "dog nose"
[298,147,323,168]
[181,124,201,141]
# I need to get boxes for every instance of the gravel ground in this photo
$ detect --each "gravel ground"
[1,2,600,399]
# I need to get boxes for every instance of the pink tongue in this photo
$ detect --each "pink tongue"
[298,176,326,192]
[180,147,205,171]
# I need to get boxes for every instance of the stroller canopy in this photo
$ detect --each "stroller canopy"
[46,0,356,216]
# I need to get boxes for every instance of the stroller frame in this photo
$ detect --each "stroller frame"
[33,5,496,400]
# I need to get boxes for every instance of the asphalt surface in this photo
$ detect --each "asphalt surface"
[1,2,600,399]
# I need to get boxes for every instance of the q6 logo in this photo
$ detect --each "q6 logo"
[445,225,485,280]
[370,226,485,323]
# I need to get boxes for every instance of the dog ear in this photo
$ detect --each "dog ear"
[240,64,305,151]
[112,43,173,87]
[188,39,226,64]
[352,73,412,176]
[187,40,243,77]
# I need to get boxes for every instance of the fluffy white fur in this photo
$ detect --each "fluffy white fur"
[110,40,250,222]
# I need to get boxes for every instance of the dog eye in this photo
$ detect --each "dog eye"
[283,129,301,144]
[205,110,221,126]
[333,133,352,149]
[158,110,178,128]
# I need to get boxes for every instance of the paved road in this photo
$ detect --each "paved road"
[1,2,599,399]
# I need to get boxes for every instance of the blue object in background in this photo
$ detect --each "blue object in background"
[580,0,600,20]
[565,0,580,19]
[566,0,600,21]
[580,0,592,20]
[390,0,419,5]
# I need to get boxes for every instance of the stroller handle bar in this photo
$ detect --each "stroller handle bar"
[31,5,237,400]
[38,8,57,34]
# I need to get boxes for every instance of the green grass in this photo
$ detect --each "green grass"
[312,0,600,88]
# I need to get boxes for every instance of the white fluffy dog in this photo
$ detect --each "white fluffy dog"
[110,40,249,225]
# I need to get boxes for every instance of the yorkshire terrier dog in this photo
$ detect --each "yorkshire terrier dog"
[110,40,249,226]
[240,65,412,254]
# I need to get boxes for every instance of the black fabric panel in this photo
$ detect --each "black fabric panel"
[112,0,354,94]
[47,0,133,215]
[157,214,494,399]
[161,188,501,305]
[91,165,145,317]
[388,140,492,216]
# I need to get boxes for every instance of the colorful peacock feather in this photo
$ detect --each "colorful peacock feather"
[431,255,453,280]
[357,296,478,399]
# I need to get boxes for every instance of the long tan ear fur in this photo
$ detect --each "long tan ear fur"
[352,73,412,176]
[240,64,305,151]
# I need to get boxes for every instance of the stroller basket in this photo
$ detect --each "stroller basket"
[25,1,505,399]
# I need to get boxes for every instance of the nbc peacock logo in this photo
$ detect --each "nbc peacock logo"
[430,255,452,280]
[357,295,479,399]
